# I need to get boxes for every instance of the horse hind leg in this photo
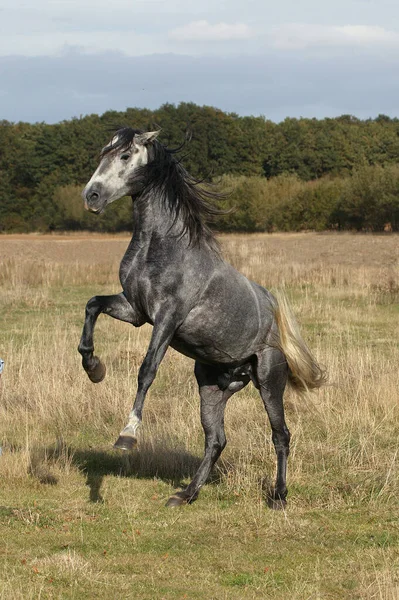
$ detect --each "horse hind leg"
[166,361,250,507]
[256,347,291,510]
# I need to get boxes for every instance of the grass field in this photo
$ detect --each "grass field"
[0,231,398,599]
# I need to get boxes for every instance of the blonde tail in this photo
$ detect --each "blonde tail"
[271,292,327,393]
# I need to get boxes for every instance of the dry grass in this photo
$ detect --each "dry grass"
[0,231,398,599]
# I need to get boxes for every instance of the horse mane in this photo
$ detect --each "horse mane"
[101,127,225,248]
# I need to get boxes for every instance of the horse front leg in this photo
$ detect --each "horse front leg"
[114,315,177,451]
[78,292,138,383]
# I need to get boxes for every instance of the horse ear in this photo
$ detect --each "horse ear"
[134,131,160,146]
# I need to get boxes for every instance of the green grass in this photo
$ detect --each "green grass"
[1,477,398,599]
[0,234,398,599]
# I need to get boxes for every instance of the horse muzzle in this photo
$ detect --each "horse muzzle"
[83,184,107,214]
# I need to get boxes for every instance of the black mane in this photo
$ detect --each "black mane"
[101,127,225,247]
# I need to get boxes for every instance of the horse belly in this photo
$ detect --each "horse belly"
[172,297,269,365]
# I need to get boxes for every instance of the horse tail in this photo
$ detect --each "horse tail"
[271,292,327,393]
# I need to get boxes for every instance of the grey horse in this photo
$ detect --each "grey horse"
[79,128,326,508]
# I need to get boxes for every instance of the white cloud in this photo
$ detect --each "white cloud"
[169,20,254,42]
[271,23,399,50]
[337,25,399,44]
[2,50,399,124]
[0,31,169,58]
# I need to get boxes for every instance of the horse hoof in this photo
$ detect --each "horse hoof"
[113,436,137,451]
[87,357,106,383]
[267,496,287,511]
[165,494,187,508]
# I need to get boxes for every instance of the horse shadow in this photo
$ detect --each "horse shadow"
[28,440,276,505]
[74,442,206,503]
[29,439,220,503]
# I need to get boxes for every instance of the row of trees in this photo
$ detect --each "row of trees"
[218,165,399,232]
[41,164,399,233]
[1,103,399,232]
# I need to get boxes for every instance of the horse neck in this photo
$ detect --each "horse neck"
[131,189,188,246]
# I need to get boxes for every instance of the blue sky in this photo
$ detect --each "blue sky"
[1,0,399,123]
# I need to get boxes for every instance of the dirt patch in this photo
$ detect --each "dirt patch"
[0,233,130,265]
[0,232,397,268]
[220,232,399,269]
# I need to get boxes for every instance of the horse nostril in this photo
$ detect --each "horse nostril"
[88,191,100,202]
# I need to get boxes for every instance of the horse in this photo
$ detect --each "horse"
[78,128,326,508]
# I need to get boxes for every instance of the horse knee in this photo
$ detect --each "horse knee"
[86,296,101,316]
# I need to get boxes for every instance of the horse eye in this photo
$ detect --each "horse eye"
[120,153,130,161]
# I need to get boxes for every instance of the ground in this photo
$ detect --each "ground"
[0,231,398,599]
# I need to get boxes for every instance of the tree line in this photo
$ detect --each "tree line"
[0,103,398,232]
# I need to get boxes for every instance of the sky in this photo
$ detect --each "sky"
[1,0,399,123]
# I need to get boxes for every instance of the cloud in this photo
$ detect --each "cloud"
[0,30,169,58]
[337,25,399,44]
[169,20,254,42]
[1,49,399,124]
[271,23,399,50]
